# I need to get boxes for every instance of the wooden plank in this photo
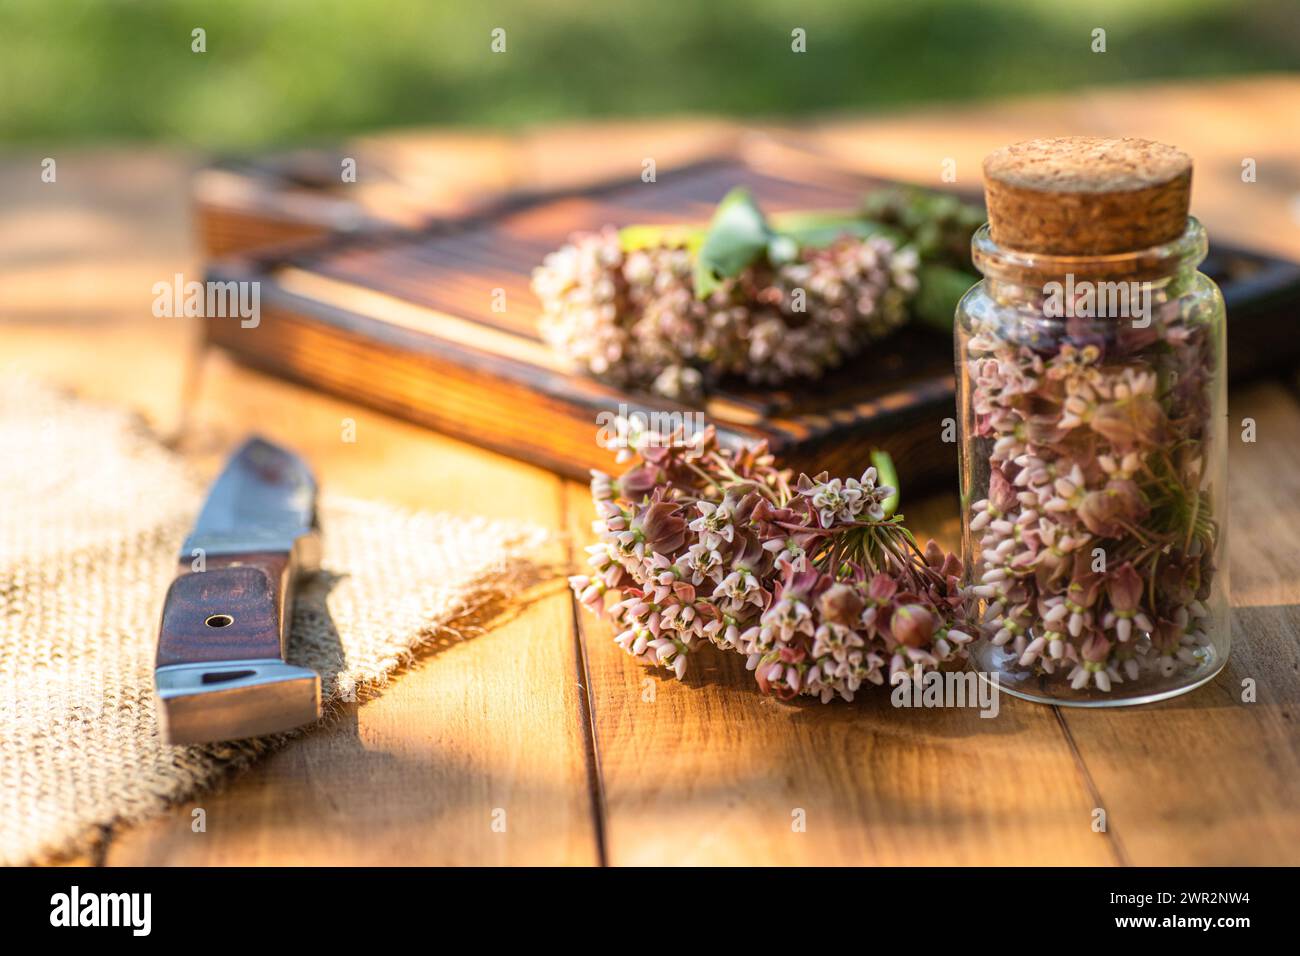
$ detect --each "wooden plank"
[1056,381,1300,865]
[565,481,1116,866]
[101,351,600,865]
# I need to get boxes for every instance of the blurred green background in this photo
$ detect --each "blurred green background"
[2,0,1296,147]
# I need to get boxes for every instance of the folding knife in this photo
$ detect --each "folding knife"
[155,437,322,745]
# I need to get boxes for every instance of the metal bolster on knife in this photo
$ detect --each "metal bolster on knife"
[155,437,323,745]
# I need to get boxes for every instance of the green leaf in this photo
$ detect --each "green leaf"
[870,449,901,518]
[913,263,979,332]
[769,211,901,249]
[765,233,799,265]
[693,188,774,299]
[619,223,705,253]
[861,186,985,270]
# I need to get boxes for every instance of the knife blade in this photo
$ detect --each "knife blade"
[155,437,322,745]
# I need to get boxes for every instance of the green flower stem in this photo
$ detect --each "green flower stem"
[871,449,901,518]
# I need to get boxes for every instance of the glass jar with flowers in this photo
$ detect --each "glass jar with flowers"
[956,137,1228,705]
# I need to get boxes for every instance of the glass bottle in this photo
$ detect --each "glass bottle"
[955,138,1228,705]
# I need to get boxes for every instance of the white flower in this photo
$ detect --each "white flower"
[688,500,734,550]
[713,567,763,614]
[759,596,814,644]
[762,536,808,572]
[680,542,724,584]
[800,477,862,526]
[799,467,895,526]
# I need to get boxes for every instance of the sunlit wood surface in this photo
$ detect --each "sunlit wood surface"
[3,76,1298,866]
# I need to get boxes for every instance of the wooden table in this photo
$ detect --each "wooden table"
[4,76,1298,866]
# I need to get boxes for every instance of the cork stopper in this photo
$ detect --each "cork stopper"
[983,137,1192,255]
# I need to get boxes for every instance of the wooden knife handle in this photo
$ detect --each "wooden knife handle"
[156,552,296,667]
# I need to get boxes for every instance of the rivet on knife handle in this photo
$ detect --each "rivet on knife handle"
[155,437,322,745]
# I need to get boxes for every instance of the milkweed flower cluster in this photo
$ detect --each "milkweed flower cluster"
[533,228,917,401]
[964,289,1220,692]
[568,427,979,701]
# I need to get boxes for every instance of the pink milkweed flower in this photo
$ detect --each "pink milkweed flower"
[1089,394,1165,448]
[867,573,898,603]
[618,462,661,500]
[1103,563,1154,642]
[590,470,615,502]
[890,603,935,649]
[568,574,607,616]
[818,583,866,628]
[634,496,687,553]
[688,499,735,550]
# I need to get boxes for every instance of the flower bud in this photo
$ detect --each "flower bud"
[1078,489,1123,536]
[1090,395,1164,448]
[1106,563,1143,613]
[1080,633,1113,663]
[818,583,865,627]
[891,603,935,648]
[868,573,898,602]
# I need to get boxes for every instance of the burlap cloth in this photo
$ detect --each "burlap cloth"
[0,377,550,865]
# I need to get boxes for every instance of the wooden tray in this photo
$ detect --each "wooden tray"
[192,127,743,257]
[194,145,507,257]
[202,146,1300,491]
